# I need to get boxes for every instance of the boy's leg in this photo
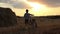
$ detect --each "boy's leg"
[25,19,28,24]
[25,19,29,29]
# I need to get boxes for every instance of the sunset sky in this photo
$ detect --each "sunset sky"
[0,0,60,16]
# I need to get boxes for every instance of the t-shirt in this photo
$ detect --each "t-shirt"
[24,13,31,19]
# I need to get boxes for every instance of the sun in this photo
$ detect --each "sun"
[30,3,40,11]
[24,0,46,12]
[28,2,46,12]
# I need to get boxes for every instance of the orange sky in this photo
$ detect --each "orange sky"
[12,7,60,16]
[0,0,60,16]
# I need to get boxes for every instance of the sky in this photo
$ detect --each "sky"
[0,0,60,16]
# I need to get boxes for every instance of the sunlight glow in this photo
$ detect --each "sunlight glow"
[29,2,46,12]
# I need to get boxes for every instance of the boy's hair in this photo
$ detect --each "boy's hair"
[26,9,28,13]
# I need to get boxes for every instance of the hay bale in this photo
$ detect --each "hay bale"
[0,7,17,27]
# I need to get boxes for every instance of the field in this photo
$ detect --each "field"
[0,16,60,34]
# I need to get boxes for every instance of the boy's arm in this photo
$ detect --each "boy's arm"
[29,14,34,16]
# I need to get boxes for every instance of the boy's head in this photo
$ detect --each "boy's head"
[26,9,29,13]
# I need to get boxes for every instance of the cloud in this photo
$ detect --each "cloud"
[28,0,60,7]
[0,0,31,9]
[10,1,31,9]
[0,0,11,3]
[1,0,60,8]
[0,3,13,8]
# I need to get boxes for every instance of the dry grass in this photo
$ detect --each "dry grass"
[0,17,60,34]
